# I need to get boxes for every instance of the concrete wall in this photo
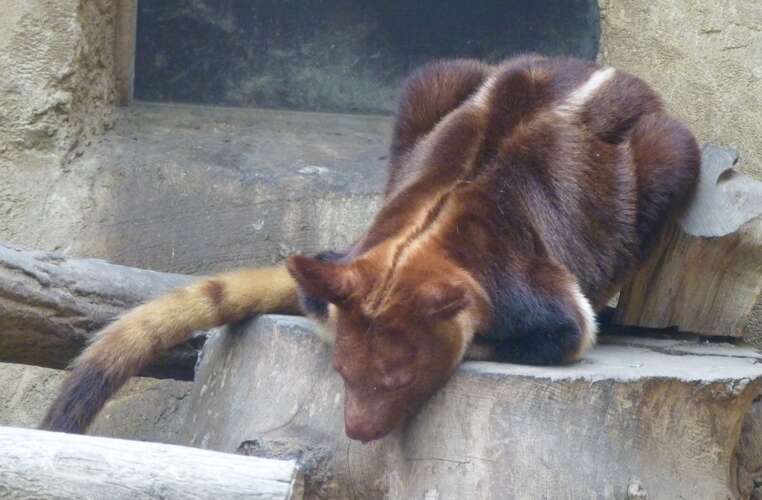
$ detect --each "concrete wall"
[0,362,192,445]
[0,0,115,164]
[0,0,760,262]
[0,0,116,247]
[599,0,762,179]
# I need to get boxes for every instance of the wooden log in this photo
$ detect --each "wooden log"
[114,0,138,106]
[615,145,762,338]
[0,426,302,500]
[185,315,762,499]
[0,244,199,378]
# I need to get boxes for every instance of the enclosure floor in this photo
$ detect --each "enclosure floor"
[65,102,391,273]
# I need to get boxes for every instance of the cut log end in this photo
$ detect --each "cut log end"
[615,145,762,339]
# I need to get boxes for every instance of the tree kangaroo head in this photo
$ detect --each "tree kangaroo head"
[288,250,487,442]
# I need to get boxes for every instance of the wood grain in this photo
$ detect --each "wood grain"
[615,145,762,337]
[0,244,198,378]
[0,426,302,500]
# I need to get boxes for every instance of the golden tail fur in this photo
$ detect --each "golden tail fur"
[41,264,299,433]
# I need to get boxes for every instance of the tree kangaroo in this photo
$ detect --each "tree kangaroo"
[42,55,699,443]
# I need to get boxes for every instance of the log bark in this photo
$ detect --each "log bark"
[0,244,200,378]
[615,145,762,338]
[183,315,762,500]
[0,426,302,500]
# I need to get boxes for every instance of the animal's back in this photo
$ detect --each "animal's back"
[377,55,699,310]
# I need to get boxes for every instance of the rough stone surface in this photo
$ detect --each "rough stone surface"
[0,0,115,164]
[746,298,762,347]
[3,0,761,270]
[33,104,387,273]
[183,315,762,500]
[0,243,199,377]
[0,361,192,445]
[598,0,762,179]
[0,0,116,249]
[739,398,762,500]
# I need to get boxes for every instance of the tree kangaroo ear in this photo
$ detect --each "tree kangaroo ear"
[286,255,358,305]
[485,261,597,365]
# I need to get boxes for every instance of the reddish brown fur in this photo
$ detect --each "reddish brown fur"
[289,55,699,441]
[43,55,699,443]
[203,280,226,306]
[387,59,491,197]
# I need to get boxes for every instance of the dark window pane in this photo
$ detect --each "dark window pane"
[135,0,600,114]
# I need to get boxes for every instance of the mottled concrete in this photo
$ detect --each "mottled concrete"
[0,362,192,445]
[2,0,760,271]
[0,0,116,252]
[184,315,762,500]
[739,397,762,500]
[0,0,115,165]
[599,0,762,179]
[36,104,388,273]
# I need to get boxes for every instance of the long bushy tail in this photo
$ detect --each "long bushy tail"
[41,264,299,433]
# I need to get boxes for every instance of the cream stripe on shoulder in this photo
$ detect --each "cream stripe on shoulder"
[556,66,616,116]
[469,74,498,109]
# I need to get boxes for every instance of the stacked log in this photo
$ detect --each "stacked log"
[615,145,762,340]
[0,426,302,500]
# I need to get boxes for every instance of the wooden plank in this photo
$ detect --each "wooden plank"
[615,145,762,337]
[114,0,137,106]
[185,315,762,499]
[0,426,302,500]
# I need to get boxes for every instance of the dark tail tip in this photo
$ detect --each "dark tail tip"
[40,363,117,434]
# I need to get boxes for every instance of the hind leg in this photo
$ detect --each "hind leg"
[484,260,598,365]
[629,112,701,256]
